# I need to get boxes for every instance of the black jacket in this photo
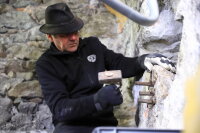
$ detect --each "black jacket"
[36,37,144,126]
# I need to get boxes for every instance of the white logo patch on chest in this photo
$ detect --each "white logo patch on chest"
[87,54,96,62]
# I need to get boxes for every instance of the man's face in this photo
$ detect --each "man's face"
[47,31,80,52]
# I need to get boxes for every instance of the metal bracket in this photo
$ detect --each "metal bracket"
[138,97,156,104]
[134,71,155,87]
[135,72,156,107]
[134,81,155,87]
[139,90,155,96]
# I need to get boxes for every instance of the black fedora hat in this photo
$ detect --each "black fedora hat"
[39,3,84,34]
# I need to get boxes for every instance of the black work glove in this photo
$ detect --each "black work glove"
[94,85,123,111]
[138,53,176,73]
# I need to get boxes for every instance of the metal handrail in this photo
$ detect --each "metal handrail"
[100,0,159,26]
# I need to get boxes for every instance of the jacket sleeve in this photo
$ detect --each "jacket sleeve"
[36,59,97,122]
[96,38,145,78]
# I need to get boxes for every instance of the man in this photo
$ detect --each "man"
[36,3,175,133]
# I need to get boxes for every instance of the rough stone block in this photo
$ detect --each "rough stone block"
[7,80,42,98]
[0,97,12,125]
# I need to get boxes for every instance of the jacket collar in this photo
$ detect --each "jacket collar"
[47,38,86,55]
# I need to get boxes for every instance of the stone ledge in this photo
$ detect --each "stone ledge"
[138,65,175,128]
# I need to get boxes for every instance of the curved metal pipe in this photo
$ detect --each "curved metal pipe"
[100,0,159,26]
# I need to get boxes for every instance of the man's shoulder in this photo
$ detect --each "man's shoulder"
[82,36,101,44]
[81,36,103,48]
[36,49,51,65]
[82,36,98,41]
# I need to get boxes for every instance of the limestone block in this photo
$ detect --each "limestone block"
[80,12,117,37]
[0,82,10,96]
[0,59,7,73]
[34,104,54,131]
[160,0,200,129]
[170,0,181,13]
[137,9,182,58]
[27,26,46,41]
[30,5,46,24]
[12,0,42,8]
[138,66,175,128]
[27,40,50,49]
[114,103,136,126]
[0,26,7,34]
[0,97,12,125]
[0,3,14,14]
[0,75,24,96]
[11,113,33,130]
[18,101,37,114]
[0,44,6,57]
[1,27,45,44]
[141,9,182,43]
[152,65,175,103]
[0,11,37,30]
[89,0,99,8]
[114,78,136,126]
[7,80,42,98]
[0,0,8,4]
[4,59,36,74]
[6,44,44,60]
[23,60,37,71]
[16,72,34,81]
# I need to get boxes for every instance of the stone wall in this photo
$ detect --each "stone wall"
[0,0,139,132]
[1,0,199,132]
[135,0,200,130]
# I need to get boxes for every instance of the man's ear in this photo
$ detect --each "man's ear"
[46,34,53,42]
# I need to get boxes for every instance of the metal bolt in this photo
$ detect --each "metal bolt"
[138,98,156,104]
[134,81,155,87]
[139,91,155,96]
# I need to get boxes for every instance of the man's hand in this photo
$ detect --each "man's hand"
[94,85,123,111]
[138,53,176,73]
